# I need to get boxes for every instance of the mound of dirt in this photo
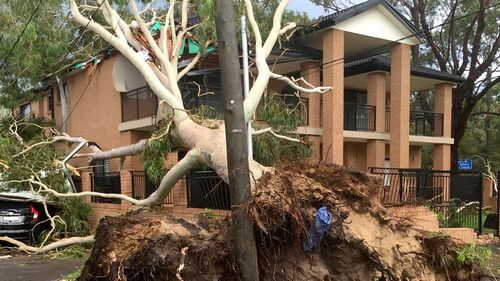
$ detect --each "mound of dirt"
[78,163,486,281]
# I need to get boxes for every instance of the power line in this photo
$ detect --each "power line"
[58,0,130,131]
[0,0,43,71]
[48,1,108,80]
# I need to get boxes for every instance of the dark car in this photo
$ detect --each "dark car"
[0,193,56,242]
[0,201,40,241]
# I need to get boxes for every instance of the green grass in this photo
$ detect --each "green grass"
[60,267,82,281]
[456,243,491,266]
[431,202,496,232]
[45,245,90,260]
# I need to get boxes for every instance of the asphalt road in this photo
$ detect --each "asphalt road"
[0,255,85,281]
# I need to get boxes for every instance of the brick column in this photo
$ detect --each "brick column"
[390,43,411,168]
[300,61,321,128]
[120,169,132,206]
[433,83,453,170]
[322,29,344,164]
[366,72,386,169]
[300,61,322,162]
[81,172,92,204]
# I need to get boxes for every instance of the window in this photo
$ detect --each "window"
[20,103,31,118]
[93,159,111,175]
[47,94,54,112]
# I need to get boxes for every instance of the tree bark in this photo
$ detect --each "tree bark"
[214,0,259,280]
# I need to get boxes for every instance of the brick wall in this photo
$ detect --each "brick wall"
[322,29,344,164]
[389,43,411,168]
[53,56,145,172]
[409,146,422,169]
[344,142,367,171]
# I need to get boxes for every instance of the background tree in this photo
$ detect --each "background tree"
[0,0,103,108]
[398,0,500,168]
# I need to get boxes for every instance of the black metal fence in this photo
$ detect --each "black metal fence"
[409,110,444,137]
[369,168,451,205]
[344,103,375,131]
[430,200,483,233]
[121,86,158,122]
[186,170,230,210]
[91,172,121,204]
[369,168,486,234]
[131,171,173,204]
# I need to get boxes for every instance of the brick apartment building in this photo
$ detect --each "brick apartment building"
[18,0,466,223]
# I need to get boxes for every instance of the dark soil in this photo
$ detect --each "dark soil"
[78,163,489,281]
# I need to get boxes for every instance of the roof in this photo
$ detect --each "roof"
[345,55,465,83]
[302,0,423,42]
[270,44,322,60]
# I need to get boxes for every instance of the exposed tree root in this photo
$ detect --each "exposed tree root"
[76,163,489,281]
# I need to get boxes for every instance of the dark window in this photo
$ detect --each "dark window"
[344,89,367,104]
[92,159,110,175]
[48,94,54,112]
[179,73,224,118]
[20,103,31,118]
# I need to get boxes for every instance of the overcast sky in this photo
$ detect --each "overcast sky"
[287,0,330,19]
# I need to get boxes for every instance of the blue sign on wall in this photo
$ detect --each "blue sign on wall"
[458,160,473,170]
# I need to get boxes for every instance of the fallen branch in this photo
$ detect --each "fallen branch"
[0,235,94,254]
[252,127,305,143]
[270,72,331,94]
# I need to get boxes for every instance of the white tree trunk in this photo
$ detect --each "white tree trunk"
[56,76,68,133]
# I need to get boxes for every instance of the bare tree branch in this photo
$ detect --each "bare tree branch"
[253,127,305,143]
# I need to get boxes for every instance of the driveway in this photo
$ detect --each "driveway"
[486,242,500,278]
[0,254,85,281]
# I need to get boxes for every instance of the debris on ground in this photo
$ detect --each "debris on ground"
[478,233,500,245]
[78,163,491,281]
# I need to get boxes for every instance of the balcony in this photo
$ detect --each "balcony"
[121,86,158,122]
[344,103,375,131]
[384,109,444,137]
[410,110,443,137]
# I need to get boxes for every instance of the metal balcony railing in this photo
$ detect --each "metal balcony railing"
[383,109,444,136]
[121,86,158,122]
[344,103,376,131]
[410,110,444,137]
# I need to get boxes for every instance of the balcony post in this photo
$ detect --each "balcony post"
[433,83,453,170]
[366,72,386,169]
[390,43,411,168]
[322,28,344,164]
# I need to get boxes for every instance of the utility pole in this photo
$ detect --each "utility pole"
[241,16,253,159]
[214,1,259,280]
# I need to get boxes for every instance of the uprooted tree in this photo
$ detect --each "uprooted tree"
[0,0,329,250]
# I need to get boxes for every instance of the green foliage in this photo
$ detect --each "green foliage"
[256,91,303,132]
[47,245,90,260]
[455,243,491,267]
[58,198,92,237]
[253,91,312,166]
[0,115,68,193]
[61,267,83,281]
[202,208,216,219]
[141,124,175,184]
[458,85,500,172]
[0,0,97,108]
[190,103,224,122]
